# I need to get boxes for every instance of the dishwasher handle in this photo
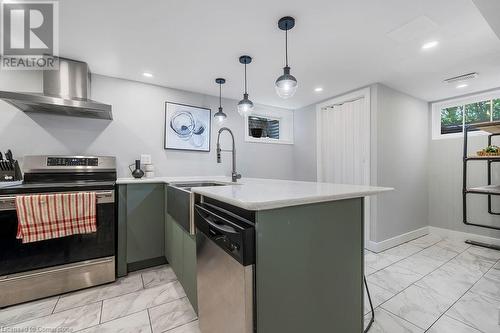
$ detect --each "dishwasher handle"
[195,204,238,234]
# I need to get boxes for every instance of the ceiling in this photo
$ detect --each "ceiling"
[473,0,500,40]
[59,0,500,109]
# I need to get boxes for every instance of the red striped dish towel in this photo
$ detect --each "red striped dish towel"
[15,192,97,243]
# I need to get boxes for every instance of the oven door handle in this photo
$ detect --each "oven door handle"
[0,190,115,211]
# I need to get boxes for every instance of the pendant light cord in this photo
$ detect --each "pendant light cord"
[219,83,222,108]
[244,63,248,94]
[285,27,289,67]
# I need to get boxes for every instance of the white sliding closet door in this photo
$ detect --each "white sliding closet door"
[318,98,370,185]
[317,94,371,245]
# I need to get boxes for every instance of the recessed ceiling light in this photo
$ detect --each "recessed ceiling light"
[314,87,323,92]
[456,83,468,89]
[421,40,439,50]
[143,72,153,78]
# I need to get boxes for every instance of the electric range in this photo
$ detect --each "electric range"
[0,155,117,307]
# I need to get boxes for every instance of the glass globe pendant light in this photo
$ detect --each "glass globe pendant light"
[213,78,227,124]
[275,16,298,99]
[237,55,254,116]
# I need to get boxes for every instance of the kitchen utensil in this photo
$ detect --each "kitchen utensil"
[0,149,22,181]
[5,149,13,162]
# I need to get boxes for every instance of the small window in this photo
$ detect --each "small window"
[244,108,293,144]
[493,98,500,121]
[441,106,463,134]
[248,116,280,140]
[465,100,491,125]
[433,92,500,139]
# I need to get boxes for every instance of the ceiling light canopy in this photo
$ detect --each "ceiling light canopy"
[275,16,298,99]
[214,78,227,124]
[237,55,254,116]
[421,40,439,50]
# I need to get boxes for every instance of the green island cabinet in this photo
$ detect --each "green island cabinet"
[117,183,197,311]
[118,183,365,330]
[255,198,364,333]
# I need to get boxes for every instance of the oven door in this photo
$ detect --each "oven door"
[0,190,116,276]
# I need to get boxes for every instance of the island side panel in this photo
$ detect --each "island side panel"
[255,198,364,333]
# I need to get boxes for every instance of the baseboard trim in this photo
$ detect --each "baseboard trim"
[127,257,167,273]
[366,226,429,253]
[428,226,500,247]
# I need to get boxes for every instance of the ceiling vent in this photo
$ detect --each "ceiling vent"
[444,72,479,84]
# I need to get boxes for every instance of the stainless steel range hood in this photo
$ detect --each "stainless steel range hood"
[0,58,112,120]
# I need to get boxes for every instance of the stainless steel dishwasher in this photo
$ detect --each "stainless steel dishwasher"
[194,200,255,333]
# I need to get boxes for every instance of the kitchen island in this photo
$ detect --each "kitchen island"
[117,176,391,332]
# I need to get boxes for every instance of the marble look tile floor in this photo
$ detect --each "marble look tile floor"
[366,234,500,333]
[0,234,499,333]
[0,265,199,333]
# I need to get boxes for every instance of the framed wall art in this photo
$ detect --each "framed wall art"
[164,102,211,152]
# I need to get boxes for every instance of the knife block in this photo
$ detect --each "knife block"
[1,160,22,182]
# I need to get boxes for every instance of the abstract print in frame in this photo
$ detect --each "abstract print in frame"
[164,102,211,152]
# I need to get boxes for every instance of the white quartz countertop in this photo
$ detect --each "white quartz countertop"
[116,176,231,185]
[117,176,392,211]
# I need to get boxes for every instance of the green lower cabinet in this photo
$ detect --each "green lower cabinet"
[182,232,198,311]
[120,182,198,313]
[165,213,198,313]
[118,183,166,274]
[164,212,173,264]
[170,217,185,283]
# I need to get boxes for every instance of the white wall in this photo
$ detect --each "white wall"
[429,125,500,239]
[373,84,429,242]
[293,83,430,244]
[294,82,500,243]
[0,72,295,180]
[293,104,316,181]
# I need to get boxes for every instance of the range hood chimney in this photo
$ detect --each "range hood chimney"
[0,57,112,120]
